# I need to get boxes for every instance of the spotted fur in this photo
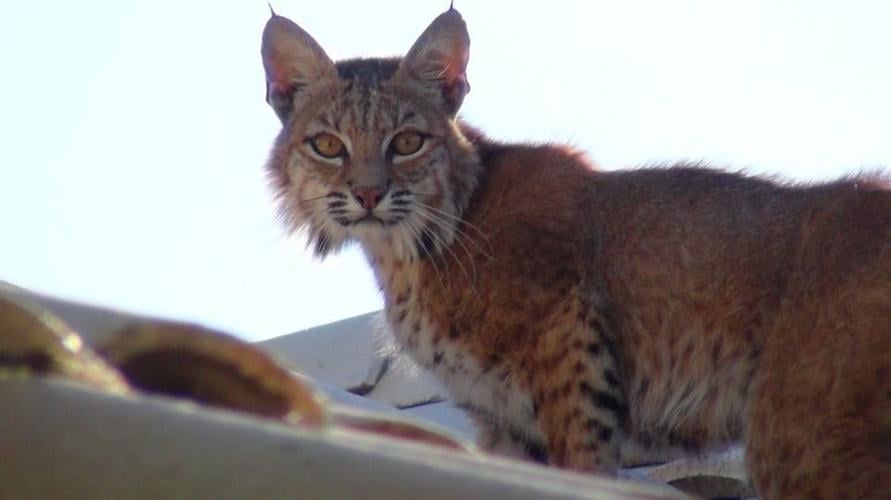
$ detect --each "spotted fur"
[261,8,891,499]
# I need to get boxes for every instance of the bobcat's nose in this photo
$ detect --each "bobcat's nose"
[351,185,387,210]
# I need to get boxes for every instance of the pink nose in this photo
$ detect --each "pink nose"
[351,186,386,210]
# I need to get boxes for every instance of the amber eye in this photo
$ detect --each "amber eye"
[390,131,425,157]
[310,132,346,159]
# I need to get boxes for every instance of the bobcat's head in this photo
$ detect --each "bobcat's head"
[262,9,481,260]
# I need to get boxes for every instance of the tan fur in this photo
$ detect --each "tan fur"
[261,9,891,499]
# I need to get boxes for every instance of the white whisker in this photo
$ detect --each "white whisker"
[403,216,447,289]
[415,200,495,260]
[297,194,330,205]
[414,207,479,291]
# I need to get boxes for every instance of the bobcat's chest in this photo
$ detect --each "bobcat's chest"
[377,258,539,440]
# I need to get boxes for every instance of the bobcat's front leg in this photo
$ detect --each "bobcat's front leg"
[527,303,625,473]
[469,415,549,464]
[457,398,549,463]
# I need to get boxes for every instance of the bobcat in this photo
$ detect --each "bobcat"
[261,7,891,499]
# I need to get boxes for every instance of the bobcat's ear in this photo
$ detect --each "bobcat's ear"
[398,9,470,115]
[261,15,337,123]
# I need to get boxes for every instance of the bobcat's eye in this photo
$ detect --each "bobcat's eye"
[389,131,425,157]
[310,132,346,159]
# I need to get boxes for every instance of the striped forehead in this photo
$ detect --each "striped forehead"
[318,57,418,133]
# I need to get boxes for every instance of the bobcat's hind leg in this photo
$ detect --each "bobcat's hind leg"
[747,344,891,499]
[747,255,891,499]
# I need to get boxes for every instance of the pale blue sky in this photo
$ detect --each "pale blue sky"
[1,1,889,341]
